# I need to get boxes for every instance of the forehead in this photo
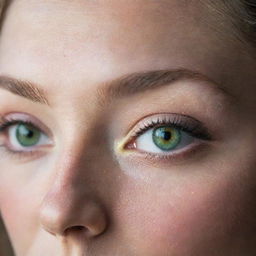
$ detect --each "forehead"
[0,0,207,58]
[0,0,245,97]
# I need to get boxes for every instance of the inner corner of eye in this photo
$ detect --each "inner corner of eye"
[115,136,135,153]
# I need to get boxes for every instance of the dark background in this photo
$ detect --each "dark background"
[0,216,14,256]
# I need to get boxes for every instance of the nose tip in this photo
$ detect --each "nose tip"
[39,196,107,238]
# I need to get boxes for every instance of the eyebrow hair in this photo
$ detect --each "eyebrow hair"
[104,68,231,99]
[0,68,231,106]
[0,75,49,105]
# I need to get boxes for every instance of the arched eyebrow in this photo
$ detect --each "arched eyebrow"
[0,69,232,106]
[0,75,49,105]
[103,68,231,98]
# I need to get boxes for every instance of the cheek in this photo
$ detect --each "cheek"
[116,169,255,255]
[0,177,41,254]
[0,157,53,243]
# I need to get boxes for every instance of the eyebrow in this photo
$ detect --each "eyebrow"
[0,68,231,105]
[104,68,230,98]
[0,76,49,105]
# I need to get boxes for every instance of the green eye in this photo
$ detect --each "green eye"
[152,126,181,151]
[16,123,41,147]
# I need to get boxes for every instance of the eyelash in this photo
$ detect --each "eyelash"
[123,114,212,160]
[0,119,46,158]
[129,114,211,140]
[133,118,210,140]
[0,114,212,162]
[0,119,34,132]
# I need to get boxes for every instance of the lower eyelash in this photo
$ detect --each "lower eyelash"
[137,140,208,163]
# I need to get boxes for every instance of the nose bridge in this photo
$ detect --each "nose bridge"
[52,121,102,188]
[39,149,107,237]
[52,112,105,188]
[53,148,88,189]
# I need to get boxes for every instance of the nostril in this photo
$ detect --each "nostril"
[64,226,87,236]
[72,226,86,232]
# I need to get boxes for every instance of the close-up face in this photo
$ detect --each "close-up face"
[0,0,256,255]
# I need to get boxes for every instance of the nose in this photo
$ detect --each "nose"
[40,194,107,237]
[39,156,108,238]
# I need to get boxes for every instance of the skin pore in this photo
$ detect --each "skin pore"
[0,0,256,255]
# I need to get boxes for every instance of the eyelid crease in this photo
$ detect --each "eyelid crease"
[126,113,210,139]
[0,112,54,139]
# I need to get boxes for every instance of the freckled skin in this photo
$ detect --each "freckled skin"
[0,0,256,255]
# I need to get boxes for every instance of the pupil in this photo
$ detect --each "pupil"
[163,131,171,141]
[27,130,34,138]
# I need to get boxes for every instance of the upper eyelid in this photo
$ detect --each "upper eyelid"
[0,112,53,138]
[126,113,200,133]
[0,121,45,138]
[127,113,210,139]
[0,120,36,131]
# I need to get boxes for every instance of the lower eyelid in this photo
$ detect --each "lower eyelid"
[125,141,209,165]
[1,130,53,160]
[4,140,51,154]
[117,129,211,167]
[136,138,200,154]
[0,146,48,163]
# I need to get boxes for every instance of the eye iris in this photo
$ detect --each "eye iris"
[152,126,181,151]
[16,124,41,147]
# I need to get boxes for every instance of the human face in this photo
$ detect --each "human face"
[0,0,256,255]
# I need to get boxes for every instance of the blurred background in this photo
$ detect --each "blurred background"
[0,216,14,256]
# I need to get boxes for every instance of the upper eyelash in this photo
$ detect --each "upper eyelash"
[0,120,38,132]
[130,116,212,141]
